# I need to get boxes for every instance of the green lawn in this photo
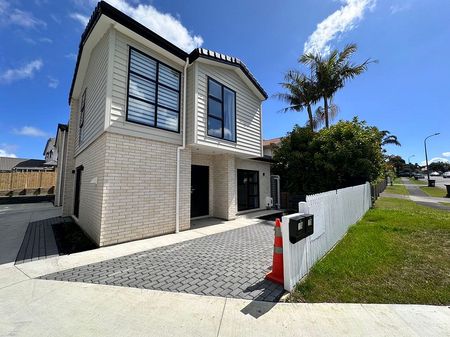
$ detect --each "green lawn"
[409,178,426,185]
[439,202,450,207]
[420,186,447,198]
[289,198,450,305]
[384,178,409,195]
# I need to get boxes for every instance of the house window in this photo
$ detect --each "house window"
[79,88,86,143]
[207,77,236,142]
[126,47,181,132]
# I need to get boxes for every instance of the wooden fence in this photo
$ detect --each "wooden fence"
[0,171,56,195]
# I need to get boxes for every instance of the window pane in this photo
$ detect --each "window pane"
[207,117,222,138]
[130,50,156,80]
[208,79,222,100]
[158,85,179,111]
[127,97,155,126]
[156,107,178,131]
[159,64,180,90]
[129,74,156,102]
[223,88,235,141]
[208,98,222,119]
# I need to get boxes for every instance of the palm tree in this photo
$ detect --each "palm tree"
[300,44,376,128]
[312,100,340,130]
[275,70,320,131]
[380,130,401,147]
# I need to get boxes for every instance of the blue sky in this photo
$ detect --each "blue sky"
[0,0,449,165]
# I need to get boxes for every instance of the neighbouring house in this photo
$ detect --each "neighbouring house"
[0,157,51,172]
[54,124,69,206]
[43,138,58,167]
[263,137,282,159]
[61,1,271,246]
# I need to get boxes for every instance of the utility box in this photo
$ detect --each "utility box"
[288,214,314,244]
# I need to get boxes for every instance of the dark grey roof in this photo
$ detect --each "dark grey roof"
[0,157,47,171]
[69,1,267,103]
[189,48,268,99]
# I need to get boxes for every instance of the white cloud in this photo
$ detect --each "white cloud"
[39,37,52,43]
[70,13,89,27]
[0,144,18,158]
[65,53,77,60]
[100,0,203,52]
[13,126,48,137]
[390,4,411,14]
[48,76,59,88]
[0,149,17,158]
[443,152,450,158]
[0,59,43,83]
[7,9,47,28]
[420,157,450,166]
[304,0,376,55]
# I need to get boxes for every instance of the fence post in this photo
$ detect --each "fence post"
[9,172,12,190]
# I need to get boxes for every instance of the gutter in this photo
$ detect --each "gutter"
[175,57,190,233]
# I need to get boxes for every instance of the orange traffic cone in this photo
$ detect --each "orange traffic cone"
[266,218,284,285]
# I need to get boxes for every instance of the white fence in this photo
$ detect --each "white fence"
[281,182,372,291]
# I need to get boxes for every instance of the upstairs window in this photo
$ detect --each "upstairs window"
[126,47,181,132]
[207,78,236,142]
[79,88,86,144]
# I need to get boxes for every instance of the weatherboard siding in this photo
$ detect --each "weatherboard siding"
[194,62,262,158]
[108,30,183,145]
[75,31,109,155]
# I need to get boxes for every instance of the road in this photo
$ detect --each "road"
[0,202,61,265]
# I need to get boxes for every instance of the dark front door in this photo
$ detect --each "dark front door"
[191,165,209,218]
[237,169,260,211]
[73,165,83,218]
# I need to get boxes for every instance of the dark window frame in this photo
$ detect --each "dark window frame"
[126,46,181,133]
[237,169,260,211]
[79,88,86,144]
[207,77,237,142]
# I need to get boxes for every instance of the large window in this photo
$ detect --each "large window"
[126,47,181,132]
[207,78,236,142]
[237,169,259,211]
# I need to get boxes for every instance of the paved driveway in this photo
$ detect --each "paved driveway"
[0,202,61,265]
[41,221,285,302]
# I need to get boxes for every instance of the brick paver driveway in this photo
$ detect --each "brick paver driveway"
[41,221,285,302]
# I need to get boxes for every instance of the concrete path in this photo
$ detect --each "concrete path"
[0,268,448,337]
[0,202,61,265]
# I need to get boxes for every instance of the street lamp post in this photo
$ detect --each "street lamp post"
[424,133,440,186]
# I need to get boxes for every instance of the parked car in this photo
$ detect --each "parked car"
[430,171,440,176]
[414,173,425,179]
[443,171,450,178]
[398,171,411,177]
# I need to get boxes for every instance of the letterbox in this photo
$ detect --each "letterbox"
[288,214,314,244]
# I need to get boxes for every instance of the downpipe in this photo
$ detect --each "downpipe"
[175,57,189,233]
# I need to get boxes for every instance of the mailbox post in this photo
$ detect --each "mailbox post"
[288,214,314,244]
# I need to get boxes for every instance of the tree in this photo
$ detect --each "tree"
[386,155,406,174]
[300,44,376,128]
[272,118,385,194]
[380,130,401,147]
[275,71,320,131]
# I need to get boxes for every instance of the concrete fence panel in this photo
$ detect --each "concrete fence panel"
[281,182,371,291]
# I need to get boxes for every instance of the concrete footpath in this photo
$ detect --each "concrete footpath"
[0,269,448,337]
[1,213,449,337]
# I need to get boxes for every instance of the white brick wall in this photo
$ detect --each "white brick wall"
[100,132,190,246]
[213,154,237,220]
[74,133,107,243]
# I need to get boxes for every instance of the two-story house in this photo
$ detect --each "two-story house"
[61,1,270,246]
